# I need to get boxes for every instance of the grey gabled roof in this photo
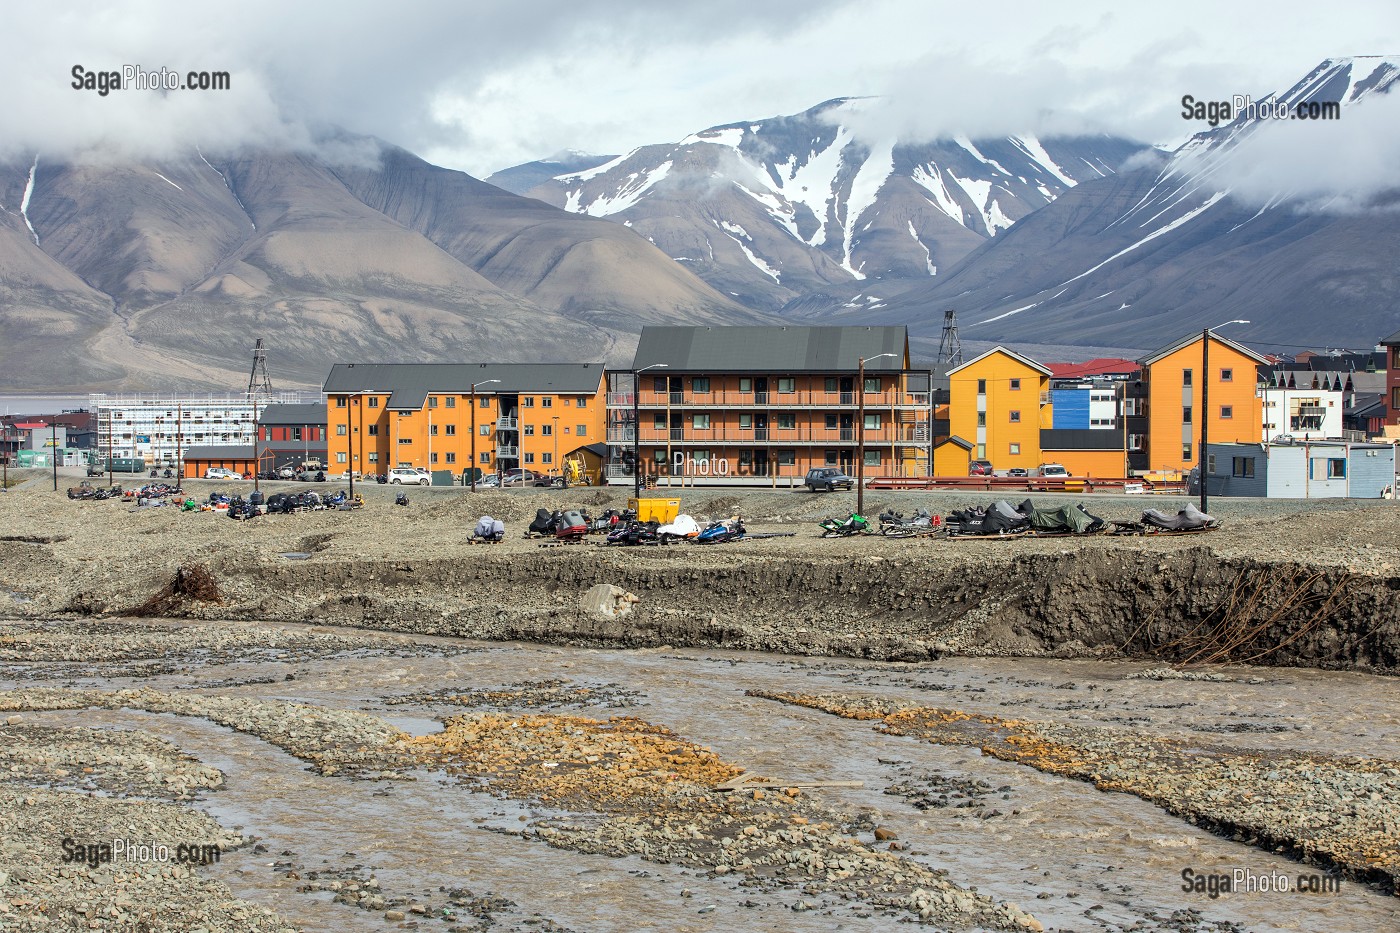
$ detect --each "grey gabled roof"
[259,403,325,426]
[1139,332,1270,367]
[631,326,908,372]
[322,363,606,410]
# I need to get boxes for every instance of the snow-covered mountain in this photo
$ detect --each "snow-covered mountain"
[839,56,1400,350]
[500,100,1151,313]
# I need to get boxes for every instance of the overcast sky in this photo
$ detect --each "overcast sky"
[1,0,1396,178]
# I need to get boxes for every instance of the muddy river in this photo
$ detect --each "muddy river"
[4,621,1398,933]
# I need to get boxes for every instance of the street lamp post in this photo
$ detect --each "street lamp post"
[470,379,500,492]
[857,353,899,517]
[1199,320,1250,514]
[632,363,668,499]
[50,421,58,492]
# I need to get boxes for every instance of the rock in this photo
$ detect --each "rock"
[385,909,406,921]
[581,584,642,618]
[873,826,898,841]
[5,715,20,725]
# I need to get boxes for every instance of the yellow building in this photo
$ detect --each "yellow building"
[1138,333,1267,475]
[946,347,1052,471]
[323,363,608,482]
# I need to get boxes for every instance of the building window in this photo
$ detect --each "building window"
[368,452,378,463]
[479,396,489,408]
[1009,378,1021,390]
[776,449,796,466]
[863,450,880,466]
[692,414,710,430]
[739,378,753,393]
[1182,442,1192,460]
[445,452,456,464]
[654,377,668,392]
[480,452,490,464]
[977,412,986,427]
[976,444,986,458]
[654,415,666,429]
[1207,454,1216,474]
[825,414,837,430]
[739,414,752,430]
[692,377,710,393]
[977,379,987,394]
[524,425,535,436]
[541,397,552,408]
[777,378,796,394]
[445,397,455,408]
[1009,410,1021,423]
[430,452,439,464]
[1220,405,1233,419]
[576,397,587,409]
[863,414,881,430]
[523,397,535,408]
[336,452,347,463]
[397,437,412,445]
[445,424,456,436]
[336,397,347,408]
[576,424,587,437]
[1220,368,1233,382]
[368,424,379,436]
[1232,457,1255,478]
[864,377,881,393]
[1183,369,1193,386]
[542,453,553,464]
[541,424,553,436]
[429,397,438,409]
[430,424,438,436]
[1183,407,1193,424]
[336,425,347,436]
[1009,443,1021,455]
[777,414,796,430]
[480,425,490,436]
[524,452,535,463]
[824,377,838,393]
[1328,458,1346,479]
[825,449,838,465]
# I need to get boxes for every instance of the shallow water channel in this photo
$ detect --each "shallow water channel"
[7,622,1399,933]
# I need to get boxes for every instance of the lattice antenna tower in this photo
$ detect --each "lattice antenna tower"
[247,338,274,401]
[937,309,963,367]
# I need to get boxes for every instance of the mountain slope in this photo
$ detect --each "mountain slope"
[514,99,1150,312]
[0,136,763,390]
[838,57,1400,350]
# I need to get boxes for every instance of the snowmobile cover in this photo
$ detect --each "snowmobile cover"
[983,500,1027,534]
[529,509,554,535]
[475,516,506,540]
[1142,504,1217,531]
[1025,503,1103,534]
[658,514,700,537]
[557,510,588,535]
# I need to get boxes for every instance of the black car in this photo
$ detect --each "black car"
[805,467,855,492]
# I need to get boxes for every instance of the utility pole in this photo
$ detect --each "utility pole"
[1200,320,1250,513]
[937,309,963,367]
[632,364,667,499]
[50,421,58,491]
[252,398,260,494]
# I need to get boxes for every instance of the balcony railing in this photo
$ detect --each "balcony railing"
[496,416,518,430]
[495,445,519,459]
[606,426,636,444]
[635,426,911,445]
[619,388,927,409]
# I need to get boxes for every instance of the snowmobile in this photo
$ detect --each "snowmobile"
[818,512,871,537]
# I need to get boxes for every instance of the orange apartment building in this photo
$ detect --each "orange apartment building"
[1138,332,1268,475]
[323,363,607,481]
[605,325,931,483]
[944,347,1053,473]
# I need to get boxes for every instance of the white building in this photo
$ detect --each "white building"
[90,391,317,465]
[1257,385,1344,442]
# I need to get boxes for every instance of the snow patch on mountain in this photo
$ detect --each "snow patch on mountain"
[840,141,894,278]
[20,155,39,245]
[567,160,673,216]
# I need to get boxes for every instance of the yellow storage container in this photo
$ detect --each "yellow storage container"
[629,497,680,523]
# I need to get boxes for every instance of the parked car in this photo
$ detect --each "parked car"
[968,460,995,476]
[204,467,241,480]
[1034,463,1069,478]
[500,469,541,487]
[387,467,430,486]
[277,466,297,480]
[476,473,502,488]
[804,467,855,492]
[1007,467,1028,478]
